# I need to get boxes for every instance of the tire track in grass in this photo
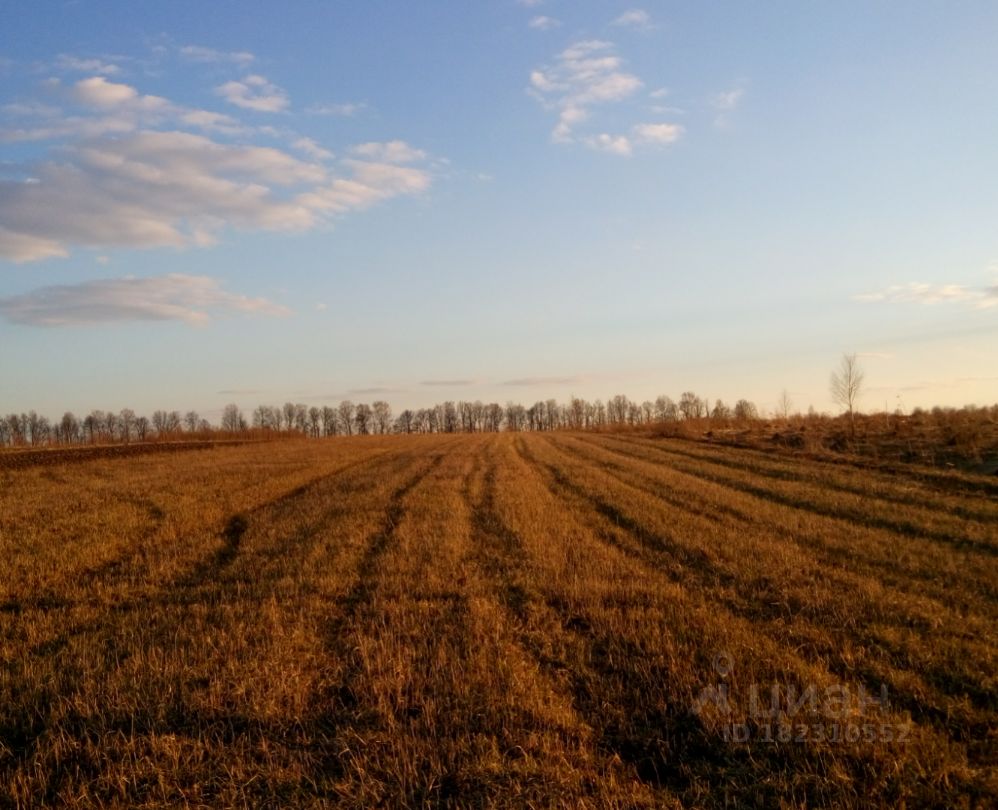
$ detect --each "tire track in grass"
[619,434,998,524]
[511,435,995,807]
[527,436,997,753]
[0,445,436,801]
[594,435,998,558]
[459,440,668,807]
[564,434,998,611]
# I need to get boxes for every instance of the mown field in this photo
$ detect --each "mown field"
[1,434,995,808]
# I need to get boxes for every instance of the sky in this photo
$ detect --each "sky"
[1,0,997,421]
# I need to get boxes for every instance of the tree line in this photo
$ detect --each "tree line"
[1,392,765,447]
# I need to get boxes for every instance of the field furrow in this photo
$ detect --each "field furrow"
[2,433,995,808]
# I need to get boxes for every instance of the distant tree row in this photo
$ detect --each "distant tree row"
[1,392,762,446]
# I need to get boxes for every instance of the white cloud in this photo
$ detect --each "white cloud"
[299,156,431,214]
[530,41,684,156]
[856,282,998,309]
[529,16,561,30]
[179,45,255,65]
[530,40,643,147]
[632,122,683,145]
[72,76,167,109]
[0,131,431,262]
[583,133,632,156]
[612,9,653,29]
[350,140,427,163]
[56,55,120,75]
[712,85,746,126]
[306,102,365,117]
[713,88,744,111]
[0,228,68,263]
[0,273,289,326]
[1,77,246,142]
[0,72,432,263]
[215,74,289,113]
[293,136,334,161]
[516,0,544,6]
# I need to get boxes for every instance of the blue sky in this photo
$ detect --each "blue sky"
[1,0,997,420]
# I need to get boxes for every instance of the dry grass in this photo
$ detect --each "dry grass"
[1,433,995,808]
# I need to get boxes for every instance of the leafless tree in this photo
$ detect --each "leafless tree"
[679,392,704,420]
[184,411,200,432]
[337,401,356,435]
[372,401,393,434]
[711,399,732,419]
[321,406,338,436]
[119,409,136,443]
[777,390,794,420]
[830,353,865,427]
[283,402,298,433]
[734,399,758,420]
[354,403,372,435]
[221,404,245,432]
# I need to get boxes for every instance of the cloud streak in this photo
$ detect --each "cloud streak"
[215,74,289,113]
[0,273,289,326]
[856,282,998,309]
[612,9,653,30]
[0,75,434,263]
[180,45,255,65]
[529,40,681,155]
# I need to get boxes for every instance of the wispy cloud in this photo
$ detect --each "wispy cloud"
[530,40,641,143]
[612,9,653,30]
[528,16,561,30]
[632,122,683,145]
[529,41,681,156]
[293,136,334,161]
[306,102,365,117]
[0,274,289,326]
[350,140,427,163]
[215,74,289,113]
[55,54,120,75]
[856,282,998,309]
[179,45,255,66]
[502,375,587,387]
[420,379,478,387]
[347,386,406,396]
[0,75,433,263]
[711,84,746,126]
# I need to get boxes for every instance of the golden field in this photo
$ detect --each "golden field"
[1,434,996,808]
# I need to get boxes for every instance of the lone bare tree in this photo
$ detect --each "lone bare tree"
[830,353,865,429]
[777,389,794,420]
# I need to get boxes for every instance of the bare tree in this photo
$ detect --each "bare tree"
[337,401,355,435]
[777,390,794,420]
[321,406,338,436]
[830,353,865,428]
[354,403,372,435]
[184,410,200,433]
[119,409,136,443]
[734,399,758,420]
[221,404,245,432]
[283,402,298,433]
[711,399,732,419]
[372,401,393,434]
[679,391,704,420]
